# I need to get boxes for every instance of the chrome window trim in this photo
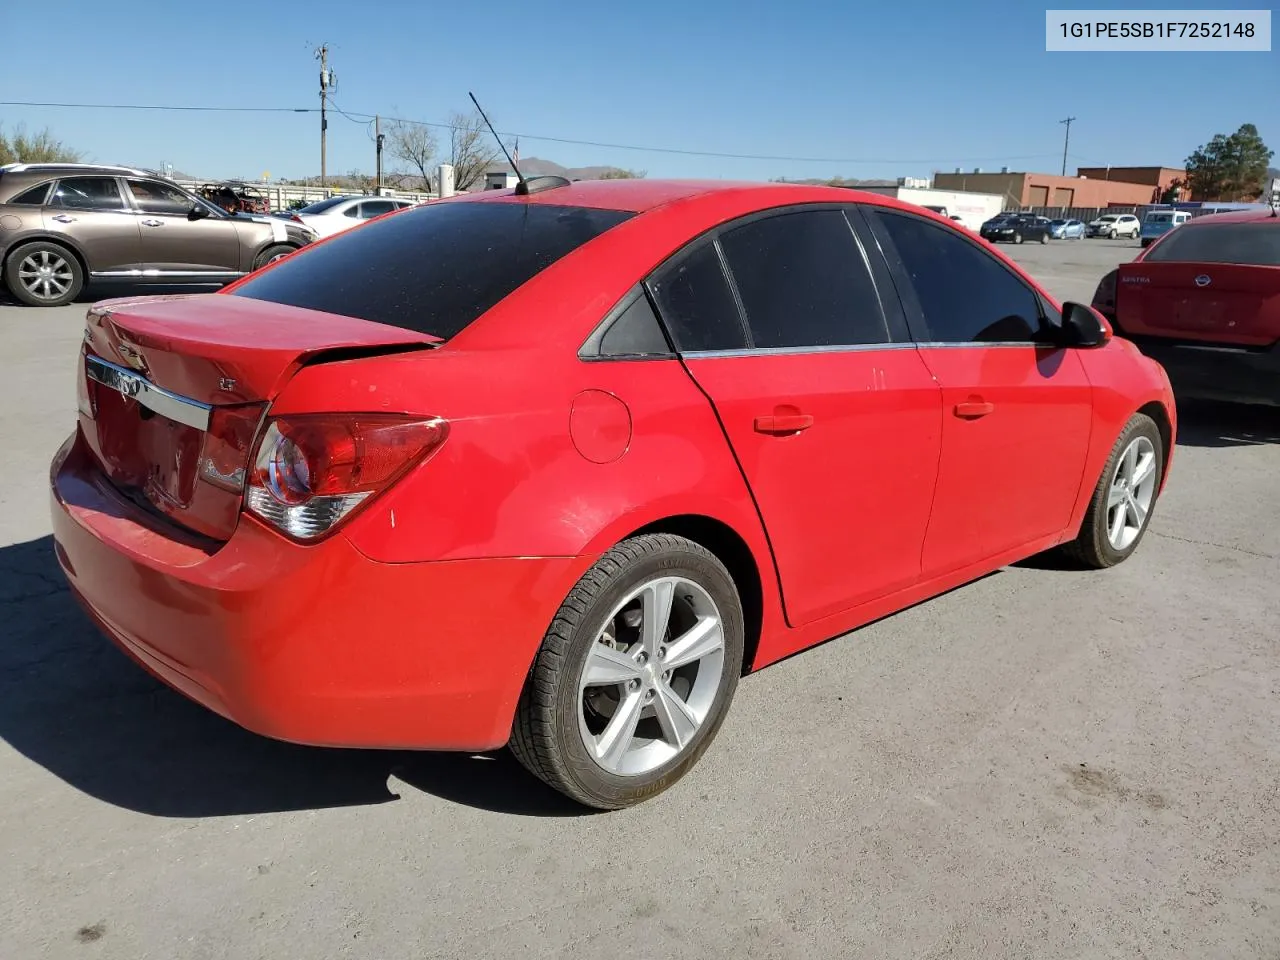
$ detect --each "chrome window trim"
[84,355,213,431]
[680,340,1054,360]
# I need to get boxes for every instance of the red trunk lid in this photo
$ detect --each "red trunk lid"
[78,293,439,541]
[1116,261,1280,347]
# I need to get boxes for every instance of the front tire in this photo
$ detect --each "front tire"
[1040,231,1050,244]
[4,241,84,307]
[1063,413,1164,568]
[510,534,745,810]
[252,244,296,271]
[1013,232,1024,244]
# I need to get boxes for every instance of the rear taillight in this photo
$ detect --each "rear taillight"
[200,404,268,492]
[244,414,448,541]
[291,214,304,223]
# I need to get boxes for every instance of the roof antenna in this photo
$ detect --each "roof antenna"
[467,91,570,196]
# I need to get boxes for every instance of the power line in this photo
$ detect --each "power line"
[0,99,1065,166]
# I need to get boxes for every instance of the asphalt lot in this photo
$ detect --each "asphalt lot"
[2,239,1278,960]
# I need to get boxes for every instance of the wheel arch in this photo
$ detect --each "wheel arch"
[2,233,90,279]
[1137,399,1174,483]
[620,513,767,676]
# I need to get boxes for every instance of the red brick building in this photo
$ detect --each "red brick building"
[932,169,1179,208]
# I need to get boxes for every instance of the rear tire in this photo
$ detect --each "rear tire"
[252,244,296,271]
[1014,232,1024,244]
[1062,413,1164,569]
[510,534,745,810]
[4,241,84,307]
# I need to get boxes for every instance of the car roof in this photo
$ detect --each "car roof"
[457,178,925,215]
[0,162,152,177]
[1179,208,1280,226]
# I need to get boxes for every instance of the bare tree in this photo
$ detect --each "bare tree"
[386,121,439,190]
[447,110,502,191]
[0,123,83,165]
[599,168,646,179]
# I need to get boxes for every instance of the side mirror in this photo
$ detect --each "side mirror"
[1059,301,1112,348]
[188,204,211,221]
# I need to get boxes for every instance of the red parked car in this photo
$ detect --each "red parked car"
[50,179,1176,809]
[1092,207,1280,405]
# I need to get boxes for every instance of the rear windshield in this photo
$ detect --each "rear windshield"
[230,200,635,339]
[297,196,355,214]
[1146,213,1173,222]
[1144,223,1280,266]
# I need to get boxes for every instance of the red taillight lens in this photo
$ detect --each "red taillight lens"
[199,404,268,493]
[291,214,304,223]
[244,414,448,540]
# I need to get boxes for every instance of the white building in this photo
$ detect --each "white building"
[848,179,1006,231]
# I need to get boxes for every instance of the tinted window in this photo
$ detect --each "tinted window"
[126,178,195,215]
[299,196,354,214]
[231,201,634,339]
[343,204,361,218]
[1144,223,1280,266]
[718,209,889,347]
[360,200,397,218]
[593,292,672,357]
[8,182,52,205]
[876,210,1045,343]
[647,242,747,352]
[49,177,124,211]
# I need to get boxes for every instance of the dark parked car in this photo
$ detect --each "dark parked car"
[0,163,316,307]
[980,213,1052,244]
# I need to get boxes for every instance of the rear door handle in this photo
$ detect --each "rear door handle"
[954,400,994,419]
[141,219,163,227]
[754,413,814,435]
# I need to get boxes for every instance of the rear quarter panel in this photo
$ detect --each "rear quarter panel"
[270,345,774,567]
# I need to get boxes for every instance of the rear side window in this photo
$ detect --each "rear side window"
[7,182,52,205]
[718,209,889,347]
[1144,223,1280,266]
[50,177,125,211]
[230,201,634,339]
[647,242,748,352]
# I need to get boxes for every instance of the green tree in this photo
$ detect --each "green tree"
[1185,124,1274,201]
[0,123,83,164]
[599,168,646,179]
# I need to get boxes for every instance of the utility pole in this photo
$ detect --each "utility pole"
[316,44,331,191]
[1059,116,1076,177]
[375,114,385,192]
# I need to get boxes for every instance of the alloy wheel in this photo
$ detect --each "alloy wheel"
[17,250,74,302]
[577,576,725,777]
[1106,435,1158,550]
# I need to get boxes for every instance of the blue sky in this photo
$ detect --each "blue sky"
[1,0,1275,183]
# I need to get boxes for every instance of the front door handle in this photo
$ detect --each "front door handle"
[754,413,814,435]
[52,214,76,223]
[954,400,994,419]
[141,219,163,227]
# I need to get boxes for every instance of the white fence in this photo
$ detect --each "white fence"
[170,177,437,211]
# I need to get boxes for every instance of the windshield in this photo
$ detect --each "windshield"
[296,196,356,215]
[1144,223,1280,266]
[230,201,636,339]
[1097,215,1118,222]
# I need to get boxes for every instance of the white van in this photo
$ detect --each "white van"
[1140,209,1192,248]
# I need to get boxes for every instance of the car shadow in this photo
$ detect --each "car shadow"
[1173,396,1279,447]
[0,535,588,819]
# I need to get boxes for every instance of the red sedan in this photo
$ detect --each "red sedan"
[1091,207,1280,406]
[49,178,1177,809]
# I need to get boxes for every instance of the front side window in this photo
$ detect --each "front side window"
[874,210,1046,343]
[126,179,196,216]
[49,177,125,212]
[717,209,890,348]
[231,201,634,340]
